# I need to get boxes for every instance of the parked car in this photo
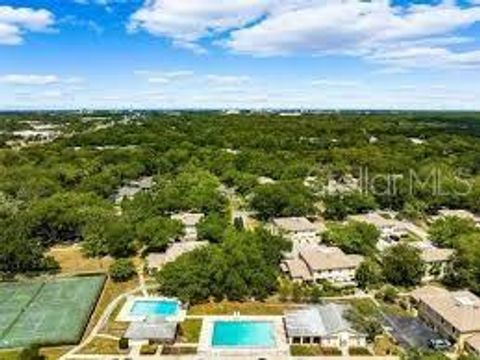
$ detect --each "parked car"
[428,339,452,351]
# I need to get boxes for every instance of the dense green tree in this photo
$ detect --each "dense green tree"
[156,228,290,303]
[250,182,315,220]
[323,191,377,220]
[109,259,137,282]
[197,213,229,243]
[137,217,184,252]
[443,233,480,294]
[324,221,380,256]
[382,244,425,287]
[429,216,477,248]
[355,258,383,289]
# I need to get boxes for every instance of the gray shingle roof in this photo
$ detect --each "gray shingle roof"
[125,319,177,341]
[285,303,359,338]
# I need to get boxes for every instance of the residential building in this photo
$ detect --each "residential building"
[271,217,320,256]
[282,245,363,286]
[146,241,208,273]
[125,318,177,344]
[171,212,205,241]
[412,242,455,282]
[348,212,409,243]
[432,209,480,225]
[285,303,366,348]
[113,176,154,205]
[411,286,480,346]
[466,334,480,356]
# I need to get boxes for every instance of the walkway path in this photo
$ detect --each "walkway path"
[60,283,156,360]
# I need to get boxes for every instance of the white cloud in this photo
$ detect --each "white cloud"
[0,6,54,45]
[128,0,480,69]
[0,74,87,86]
[128,0,270,52]
[367,46,480,70]
[135,70,195,84]
[227,1,480,60]
[205,74,251,86]
[0,74,59,85]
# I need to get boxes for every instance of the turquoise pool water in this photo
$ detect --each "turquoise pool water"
[212,321,275,347]
[130,300,180,317]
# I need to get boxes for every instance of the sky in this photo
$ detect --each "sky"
[0,0,480,110]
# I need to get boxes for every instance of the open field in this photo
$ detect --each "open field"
[0,276,105,349]
[188,301,294,316]
[48,245,113,274]
[78,337,125,355]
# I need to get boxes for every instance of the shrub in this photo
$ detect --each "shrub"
[290,345,342,356]
[349,347,372,356]
[377,285,399,303]
[140,343,158,355]
[161,346,197,355]
[118,337,129,350]
[20,345,45,360]
[109,259,136,282]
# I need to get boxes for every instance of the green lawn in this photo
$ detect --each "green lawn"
[178,319,203,343]
[188,301,291,316]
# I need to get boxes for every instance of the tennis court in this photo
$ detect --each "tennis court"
[0,275,105,349]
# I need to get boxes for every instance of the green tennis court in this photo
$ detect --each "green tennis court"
[0,275,105,349]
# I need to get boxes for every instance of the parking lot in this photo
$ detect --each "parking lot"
[383,315,441,349]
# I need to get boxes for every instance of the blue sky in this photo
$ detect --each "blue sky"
[0,0,479,110]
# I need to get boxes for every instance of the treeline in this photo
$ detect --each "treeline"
[2,111,480,282]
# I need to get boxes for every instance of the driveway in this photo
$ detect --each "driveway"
[383,315,441,349]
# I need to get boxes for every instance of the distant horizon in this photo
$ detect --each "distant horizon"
[1,108,480,113]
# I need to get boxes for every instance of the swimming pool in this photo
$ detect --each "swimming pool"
[212,321,275,347]
[129,299,180,317]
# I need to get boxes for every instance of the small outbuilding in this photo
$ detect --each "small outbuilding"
[125,319,178,344]
[285,303,366,348]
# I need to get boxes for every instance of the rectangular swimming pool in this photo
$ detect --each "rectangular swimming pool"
[212,321,275,348]
[130,299,180,317]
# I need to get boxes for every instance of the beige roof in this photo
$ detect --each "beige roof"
[434,209,480,224]
[411,241,455,263]
[466,334,480,352]
[300,245,363,272]
[421,247,455,263]
[171,213,205,227]
[147,241,208,269]
[348,213,397,228]
[411,286,480,333]
[273,217,317,232]
[283,259,313,281]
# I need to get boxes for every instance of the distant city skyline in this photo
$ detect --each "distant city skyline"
[1,0,480,110]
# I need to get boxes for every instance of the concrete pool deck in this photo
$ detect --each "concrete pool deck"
[198,315,289,357]
[116,296,186,323]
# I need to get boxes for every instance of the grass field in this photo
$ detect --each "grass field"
[48,245,113,275]
[188,301,292,316]
[0,276,105,349]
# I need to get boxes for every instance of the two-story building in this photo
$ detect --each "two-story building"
[412,242,455,282]
[282,245,363,286]
[411,286,480,348]
[271,217,321,257]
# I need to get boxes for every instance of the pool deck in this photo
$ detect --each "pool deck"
[116,296,186,323]
[198,315,289,357]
